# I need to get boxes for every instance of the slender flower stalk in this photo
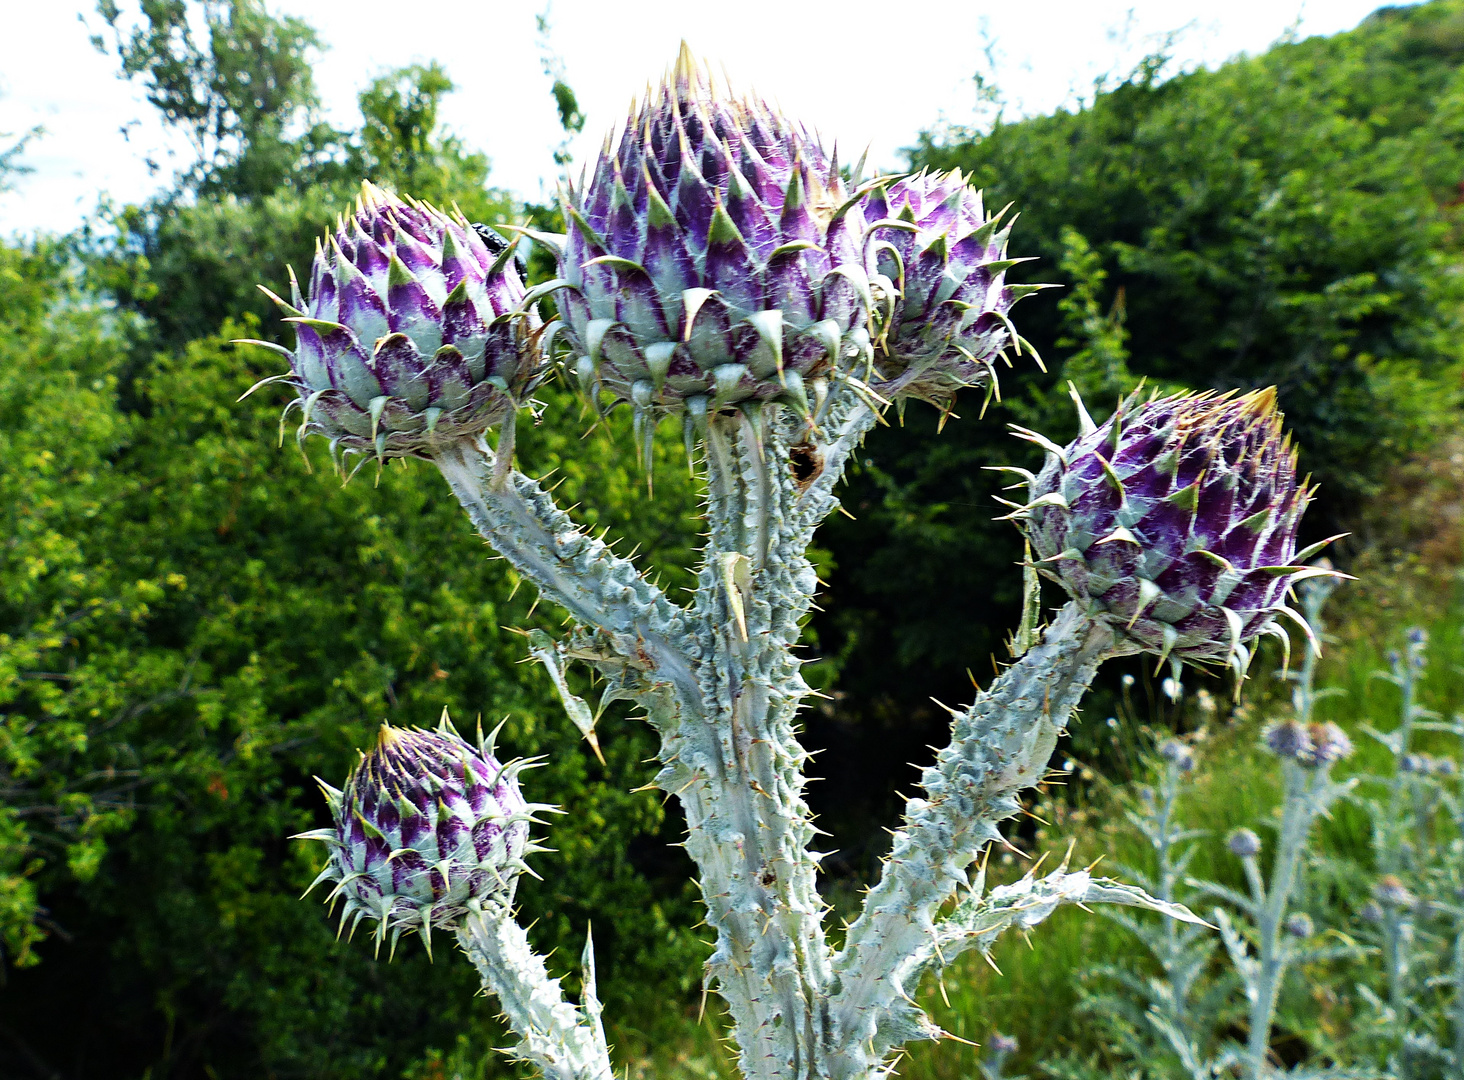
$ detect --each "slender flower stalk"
[1199,577,1354,1080]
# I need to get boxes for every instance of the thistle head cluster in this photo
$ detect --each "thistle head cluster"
[1158,738,1196,773]
[241,182,539,465]
[1008,388,1334,675]
[298,715,548,956]
[1400,752,1457,778]
[1262,719,1353,769]
[530,44,1036,458]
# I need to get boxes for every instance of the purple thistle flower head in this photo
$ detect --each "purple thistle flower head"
[861,171,1039,409]
[297,715,534,956]
[545,44,873,428]
[1227,827,1262,858]
[1011,387,1336,673]
[240,182,538,465]
[1264,719,1314,763]
[1374,875,1414,909]
[1158,739,1196,773]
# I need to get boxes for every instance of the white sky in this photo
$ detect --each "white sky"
[0,1,1402,236]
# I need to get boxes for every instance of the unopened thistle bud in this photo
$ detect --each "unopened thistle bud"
[1227,827,1262,858]
[1399,753,1429,775]
[1158,739,1196,773]
[240,182,538,466]
[1263,719,1313,763]
[1374,875,1415,909]
[1007,388,1337,675]
[296,716,547,957]
[1283,912,1314,938]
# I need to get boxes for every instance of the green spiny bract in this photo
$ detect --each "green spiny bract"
[240,181,539,464]
[1005,387,1337,675]
[863,170,1040,410]
[543,45,874,434]
[297,717,540,957]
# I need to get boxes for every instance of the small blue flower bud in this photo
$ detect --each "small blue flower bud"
[1374,875,1414,909]
[1263,719,1312,762]
[1283,912,1313,938]
[1227,828,1262,858]
[1159,739,1195,773]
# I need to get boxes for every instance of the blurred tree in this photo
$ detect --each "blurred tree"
[88,1,513,352]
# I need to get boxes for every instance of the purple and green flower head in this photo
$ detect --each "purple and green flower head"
[239,181,540,466]
[1000,386,1343,675]
[862,170,1045,409]
[535,44,877,435]
[297,714,550,957]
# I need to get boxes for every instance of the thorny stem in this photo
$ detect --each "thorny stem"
[1153,759,1188,1028]
[456,906,614,1080]
[827,602,1126,1079]
[427,388,1179,1080]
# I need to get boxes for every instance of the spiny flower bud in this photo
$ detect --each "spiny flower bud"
[1006,388,1337,674]
[241,182,538,466]
[862,171,1039,408]
[1400,753,1433,775]
[990,1034,1019,1055]
[1374,876,1415,909]
[1263,719,1313,763]
[297,715,547,957]
[1227,827,1262,858]
[1158,739,1196,773]
[1283,912,1314,938]
[544,45,875,447]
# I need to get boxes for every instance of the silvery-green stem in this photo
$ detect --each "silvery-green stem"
[1382,903,1414,1079]
[1237,761,1314,1080]
[430,394,1187,1080]
[455,906,614,1080]
[1154,760,1185,980]
[1452,913,1464,1071]
[431,436,699,703]
[650,409,834,1080]
[1385,654,1421,875]
[826,601,1127,1080]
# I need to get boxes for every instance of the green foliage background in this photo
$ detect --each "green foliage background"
[2,2,1463,1077]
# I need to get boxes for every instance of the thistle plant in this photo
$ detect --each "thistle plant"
[1351,625,1461,1078]
[246,47,1336,1080]
[1191,574,1357,1080]
[1065,736,1236,1080]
